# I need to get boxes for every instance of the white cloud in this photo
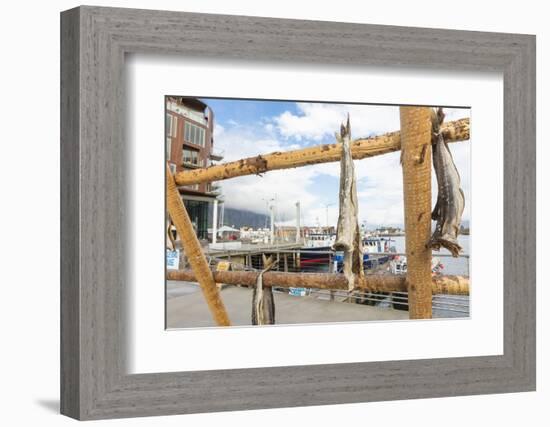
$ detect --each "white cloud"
[214,123,300,162]
[443,107,470,121]
[213,123,324,221]
[353,140,471,227]
[274,102,400,142]
[356,152,405,226]
[212,104,470,227]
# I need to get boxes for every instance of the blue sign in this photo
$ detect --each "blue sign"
[166,250,180,270]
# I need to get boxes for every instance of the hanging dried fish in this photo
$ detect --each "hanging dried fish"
[166,218,176,250]
[251,254,277,325]
[333,116,364,291]
[430,107,465,257]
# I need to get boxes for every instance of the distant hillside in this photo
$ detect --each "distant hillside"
[206,208,469,231]
[208,206,269,229]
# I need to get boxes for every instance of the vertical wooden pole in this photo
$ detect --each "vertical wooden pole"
[166,165,231,326]
[399,107,433,319]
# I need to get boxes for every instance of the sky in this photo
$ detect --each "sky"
[201,98,471,228]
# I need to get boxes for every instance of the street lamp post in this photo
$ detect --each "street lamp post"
[262,196,275,244]
[324,203,335,230]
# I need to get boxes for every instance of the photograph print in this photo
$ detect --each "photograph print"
[165,96,471,328]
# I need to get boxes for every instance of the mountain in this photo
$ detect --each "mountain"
[208,206,269,229]
[365,219,470,232]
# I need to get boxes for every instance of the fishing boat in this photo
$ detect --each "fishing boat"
[389,255,444,275]
[299,231,399,270]
[333,236,397,271]
[362,236,396,267]
[299,231,336,265]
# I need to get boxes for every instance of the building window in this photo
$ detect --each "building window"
[183,184,199,191]
[182,148,201,167]
[166,137,172,160]
[184,122,205,147]
[166,113,178,138]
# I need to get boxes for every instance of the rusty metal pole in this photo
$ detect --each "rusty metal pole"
[166,165,231,326]
[400,107,433,319]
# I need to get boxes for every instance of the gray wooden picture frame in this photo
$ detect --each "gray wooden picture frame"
[60,5,536,420]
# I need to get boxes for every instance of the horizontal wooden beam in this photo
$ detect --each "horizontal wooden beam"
[175,118,470,186]
[167,269,470,295]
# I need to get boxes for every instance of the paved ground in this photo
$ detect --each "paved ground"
[167,281,409,328]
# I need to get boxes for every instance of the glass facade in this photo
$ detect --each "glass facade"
[183,199,209,240]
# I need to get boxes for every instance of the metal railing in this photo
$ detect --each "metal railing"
[176,250,470,317]
[199,248,469,277]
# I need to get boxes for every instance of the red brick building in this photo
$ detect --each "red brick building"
[166,97,223,239]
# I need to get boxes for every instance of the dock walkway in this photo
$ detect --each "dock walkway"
[167,281,408,328]
[205,242,303,258]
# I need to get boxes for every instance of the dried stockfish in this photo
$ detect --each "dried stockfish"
[333,117,364,290]
[166,218,176,250]
[251,254,277,325]
[430,108,465,257]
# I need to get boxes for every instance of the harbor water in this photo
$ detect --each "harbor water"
[392,235,470,276]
